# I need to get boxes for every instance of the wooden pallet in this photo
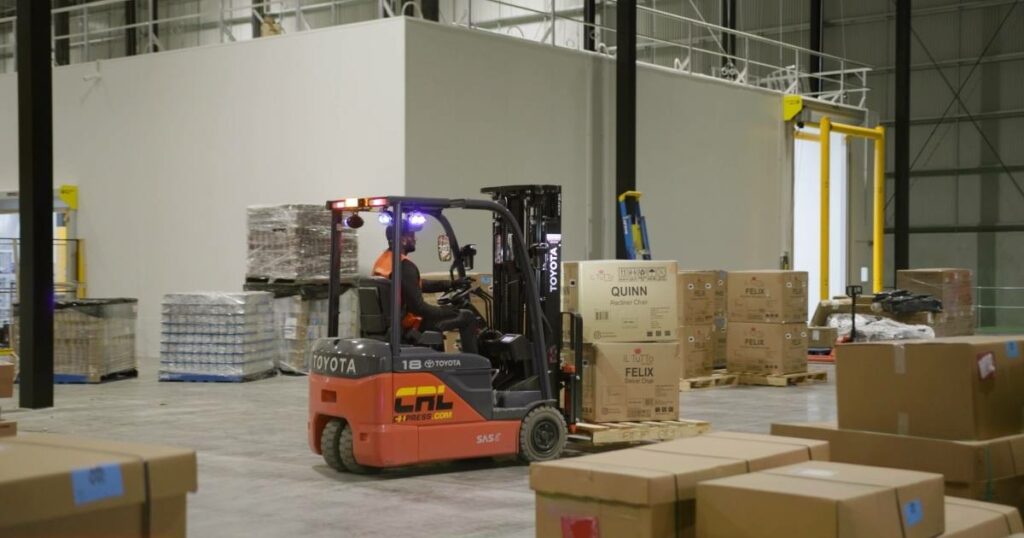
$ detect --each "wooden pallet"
[679,372,739,391]
[569,419,710,446]
[737,370,828,387]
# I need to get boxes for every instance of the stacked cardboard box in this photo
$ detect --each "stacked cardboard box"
[697,460,945,537]
[272,289,358,373]
[725,271,809,375]
[0,432,197,537]
[13,299,138,382]
[677,271,717,379]
[773,335,1024,512]
[0,361,12,398]
[531,431,829,538]
[897,268,976,336]
[159,292,278,381]
[562,260,679,422]
[246,204,358,281]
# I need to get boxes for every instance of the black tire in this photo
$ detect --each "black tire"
[321,419,380,474]
[320,419,347,472]
[518,406,567,463]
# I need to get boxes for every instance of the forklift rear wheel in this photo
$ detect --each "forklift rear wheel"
[518,406,567,463]
[321,419,379,474]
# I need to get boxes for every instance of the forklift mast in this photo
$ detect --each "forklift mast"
[481,185,563,380]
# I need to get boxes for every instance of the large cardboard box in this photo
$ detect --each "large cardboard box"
[0,432,197,538]
[771,421,1024,511]
[0,420,15,437]
[696,461,945,538]
[563,260,678,343]
[0,361,12,398]
[808,326,839,349]
[531,432,828,538]
[582,342,679,422]
[726,322,808,375]
[837,336,1024,440]
[677,271,716,325]
[726,271,808,323]
[897,268,974,316]
[941,497,1023,537]
[679,324,715,379]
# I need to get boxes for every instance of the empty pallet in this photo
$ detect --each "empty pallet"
[569,419,710,446]
[679,372,739,391]
[737,370,828,387]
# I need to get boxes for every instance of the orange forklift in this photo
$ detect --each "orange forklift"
[308,187,583,473]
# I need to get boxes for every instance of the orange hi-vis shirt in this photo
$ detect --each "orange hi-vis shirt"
[372,250,423,331]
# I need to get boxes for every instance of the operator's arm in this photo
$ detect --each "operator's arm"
[421,278,452,294]
[400,260,455,320]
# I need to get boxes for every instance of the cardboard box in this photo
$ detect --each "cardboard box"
[897,268,974,316]
[582,342,679,422]
[810,296,975,337]
[0,420,15,437]
[771,422,1024,510]
[696,461,945,538]
[679,325,715,379]
[677,271,716,325]
[531,432,829,538]
[837,336,1024,440]
[726,271,808,323]
[563,260,679,343]
[0,361,13,398]
[808,326,839,349]
[941,497,1023,537]
[726,322,808,375]
[0,432,197,538]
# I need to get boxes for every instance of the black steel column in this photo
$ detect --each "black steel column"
[17,0,55,409]
[894,0,911,271]
[150,0,160,52]
[615,0,636,259]
[720,0,736,68]
[583,0,596,51]
[809,0,822,94]
[126,1,138,56]
[422,0,439,21]
[54,1,70,66]
[252,1,264,38]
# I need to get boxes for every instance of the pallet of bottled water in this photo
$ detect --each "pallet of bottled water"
[159,292,278,382]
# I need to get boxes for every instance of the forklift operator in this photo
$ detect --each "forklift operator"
[373,224,480,354]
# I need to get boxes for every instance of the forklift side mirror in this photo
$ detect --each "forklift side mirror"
[460,244,476,272]
[437,234,452,262]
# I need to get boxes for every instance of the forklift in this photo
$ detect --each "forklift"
[308,186,584,473]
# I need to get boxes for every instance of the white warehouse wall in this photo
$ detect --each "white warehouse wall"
[0,19,407,358]
[0,17,801,360]
[403,20,794,271]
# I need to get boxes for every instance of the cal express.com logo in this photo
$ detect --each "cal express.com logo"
[393,385,454,423]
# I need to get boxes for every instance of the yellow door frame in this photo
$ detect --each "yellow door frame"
[793,117,886,300]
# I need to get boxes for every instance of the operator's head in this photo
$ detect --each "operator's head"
[385,224,417,254]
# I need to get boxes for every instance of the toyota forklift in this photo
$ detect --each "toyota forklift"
[308,186,584,473]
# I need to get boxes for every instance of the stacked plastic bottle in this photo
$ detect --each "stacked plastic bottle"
[159,292,278,381]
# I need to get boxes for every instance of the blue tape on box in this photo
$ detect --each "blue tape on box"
[903,499,923,527]
[71,463,125,505]
[1007,341,1019,359]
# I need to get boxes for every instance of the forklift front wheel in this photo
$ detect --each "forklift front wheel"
[321,419,379,474]
[518,406,567,463]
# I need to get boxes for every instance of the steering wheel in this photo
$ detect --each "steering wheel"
[437,280,473,307]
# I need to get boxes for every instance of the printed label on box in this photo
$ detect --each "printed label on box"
[977,352,996,380]
[71,463,124,505]
[561,515,600,538]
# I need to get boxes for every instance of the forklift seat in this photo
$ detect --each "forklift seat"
[358,277,443,347]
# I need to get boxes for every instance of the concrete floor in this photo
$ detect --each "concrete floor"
[2,358,836,538]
